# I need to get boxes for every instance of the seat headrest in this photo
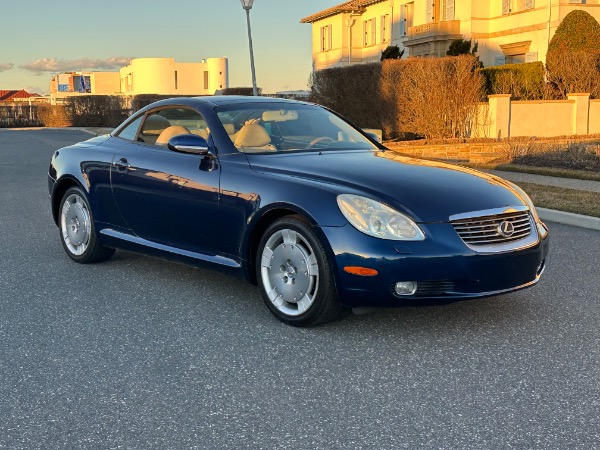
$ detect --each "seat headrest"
[156,125,191,145]
[222,123,235,135]
[142,115,171,135]
[234,123,271,148]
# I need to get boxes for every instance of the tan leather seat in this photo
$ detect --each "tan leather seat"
[221,123,238,143]
[234,122,276,152]
[140,115,171,145]
[156,125,191,145]
[192,128,210,140]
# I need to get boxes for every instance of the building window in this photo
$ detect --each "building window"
[380,15,388,43]
[320,25,332,51]
[426,0,434,22]
[126,74,133,92]
[506,54,526,64]
[174,71,178,90]
[204,71,209,90]
[363,18,376,46]
[401,2,414,36]
[503,0,535,15]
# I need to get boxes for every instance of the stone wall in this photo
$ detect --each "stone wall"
[473,94,600,139]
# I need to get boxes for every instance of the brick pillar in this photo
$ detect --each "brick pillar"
[488,94,511,140]
[567,93,590,135]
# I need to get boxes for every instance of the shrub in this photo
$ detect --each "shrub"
[131,94,194,112]
[309,63,383,130]
[36,104,72,127]
[548,10,600,54]
[67,96,129,127]
[479,62,545,100]
[446,39,478,56]
[546,10,600,98]
[390,55,484,139]
[381,45,404,61]
[309,56,483,139]
[221,87,263,96]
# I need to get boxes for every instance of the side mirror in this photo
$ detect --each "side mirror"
[363,130,382,143]
[167,134,209,155]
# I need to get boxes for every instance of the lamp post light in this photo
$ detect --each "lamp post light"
[240,0,258,96]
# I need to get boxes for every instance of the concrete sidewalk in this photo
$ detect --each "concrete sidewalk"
[486,170,600,193]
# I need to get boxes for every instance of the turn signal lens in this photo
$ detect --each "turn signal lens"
[344,266,379,276]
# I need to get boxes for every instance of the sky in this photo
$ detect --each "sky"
[0,0,336,95]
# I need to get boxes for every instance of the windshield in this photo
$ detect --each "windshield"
[216,103,378,153]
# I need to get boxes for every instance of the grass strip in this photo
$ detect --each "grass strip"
[516,182,600,218]
[494,164,600,182]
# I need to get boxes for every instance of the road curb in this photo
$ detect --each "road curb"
[538,207,600,231]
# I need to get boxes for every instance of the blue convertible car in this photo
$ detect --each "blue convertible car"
[48,96,549,326]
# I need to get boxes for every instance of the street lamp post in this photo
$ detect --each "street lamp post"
[240,0,258,96]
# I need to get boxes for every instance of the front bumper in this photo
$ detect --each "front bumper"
[321,221,549,308]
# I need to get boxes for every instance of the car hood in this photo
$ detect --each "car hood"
[246,150,528,223]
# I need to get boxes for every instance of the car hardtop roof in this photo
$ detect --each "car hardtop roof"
[146,95,312,109]
[199,95,310,106]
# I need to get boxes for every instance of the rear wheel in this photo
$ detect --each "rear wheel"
[59,186,115,263]
[256,215,344,326]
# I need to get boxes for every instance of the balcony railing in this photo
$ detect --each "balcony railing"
[406,20,461,40]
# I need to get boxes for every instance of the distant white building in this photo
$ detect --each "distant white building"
[49,57,229,103]
[120,57,228,96]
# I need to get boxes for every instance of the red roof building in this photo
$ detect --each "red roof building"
[0,90,41,102]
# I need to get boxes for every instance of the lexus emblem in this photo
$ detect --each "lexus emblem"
[497,221,515,238]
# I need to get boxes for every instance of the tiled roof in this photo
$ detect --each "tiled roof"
[0,89,40,101]
[300,0,386,23]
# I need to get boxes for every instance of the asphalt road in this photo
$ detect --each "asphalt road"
[1,129,599,449]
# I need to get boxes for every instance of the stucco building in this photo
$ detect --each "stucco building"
[49,57,229,102]
[301,0,600,71]
[119,57,228,96]
[50,72,121,96]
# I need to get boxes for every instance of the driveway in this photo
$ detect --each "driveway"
[1,129,599,449]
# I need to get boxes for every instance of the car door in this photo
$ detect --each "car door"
[110,106,220,255]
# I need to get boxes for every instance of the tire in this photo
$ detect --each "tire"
[256,215,344,326]
[58,186,115,264]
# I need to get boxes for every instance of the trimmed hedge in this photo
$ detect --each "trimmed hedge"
[546,10,600,99]
[221,87,263,96]
[309,63,383,131]
[548,10,600,54]
[67,96,129,127]
[479,62,545,100]
[310,56,483,139]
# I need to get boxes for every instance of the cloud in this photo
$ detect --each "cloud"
[26,86,48,95]
[0,62,14,72]
[20,57,133,73]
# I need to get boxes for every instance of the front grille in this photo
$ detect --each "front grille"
[451,210,532,247]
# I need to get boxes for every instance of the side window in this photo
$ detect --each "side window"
[116,115,143,141]
[138,108,209,147]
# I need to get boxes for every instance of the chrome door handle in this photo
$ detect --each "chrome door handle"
[113,158,131,170]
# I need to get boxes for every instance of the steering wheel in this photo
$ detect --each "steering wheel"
[305,136,334,149]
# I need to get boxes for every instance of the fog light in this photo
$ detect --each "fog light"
[395,281,417,296]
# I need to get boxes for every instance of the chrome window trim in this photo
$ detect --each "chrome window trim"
[449,205,528,222]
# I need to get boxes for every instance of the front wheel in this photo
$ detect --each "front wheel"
[256,215,344,326]
[58,186,115,264]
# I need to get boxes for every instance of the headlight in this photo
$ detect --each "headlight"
[337,194,425,241]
